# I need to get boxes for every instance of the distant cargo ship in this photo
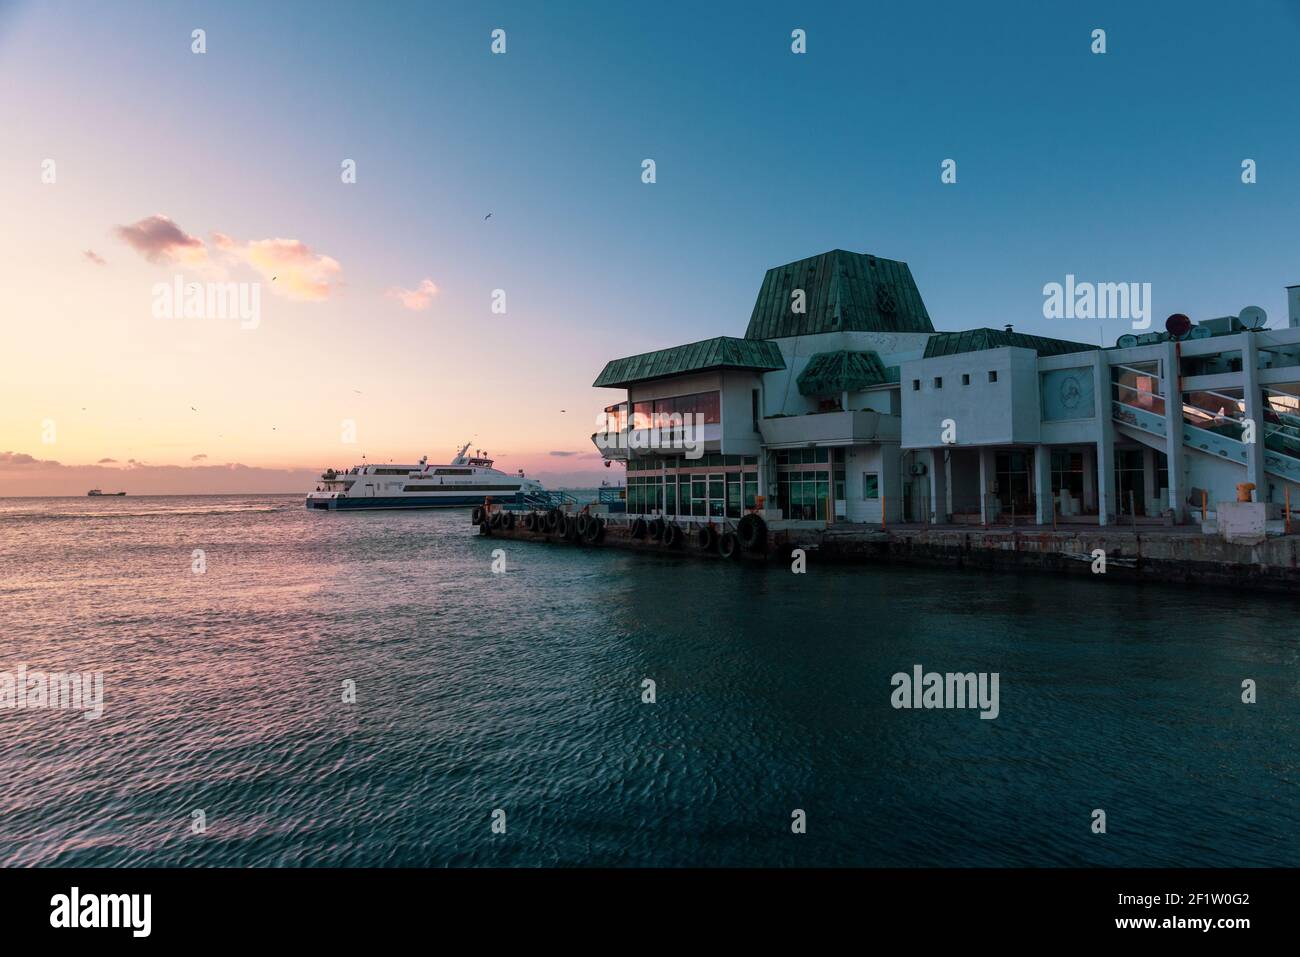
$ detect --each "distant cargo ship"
[86,489,126,496]
[306,442,545,510]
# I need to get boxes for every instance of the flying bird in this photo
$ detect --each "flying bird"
[484,213,492,220]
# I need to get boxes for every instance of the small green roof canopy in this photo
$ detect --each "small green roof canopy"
[797,350,889,396]
[593,336,785,388]
[922,328,1094,359]
[744,250,935,340]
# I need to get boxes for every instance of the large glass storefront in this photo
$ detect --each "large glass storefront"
[625,454,757,518]
[774,447,846,521]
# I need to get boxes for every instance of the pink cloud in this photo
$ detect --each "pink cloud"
[218,234,342,302]
[385,278,439,311]
[83,249,107,266]
[114,215,207,265]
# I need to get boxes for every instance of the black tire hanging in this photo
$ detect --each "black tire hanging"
[737,513,767,550]
[472,506,485,524]
[649,517,665,541]
[718,531,739,559]
[630,517,647,539]
[696,526,717,551]
[479,521,491,536]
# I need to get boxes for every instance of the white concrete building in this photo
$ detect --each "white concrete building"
[593,250,1300,527]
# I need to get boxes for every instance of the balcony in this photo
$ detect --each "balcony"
[760,409,900,447]
[591,423,724,460]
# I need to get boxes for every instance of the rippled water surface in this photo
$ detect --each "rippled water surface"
[0,495,1296,866]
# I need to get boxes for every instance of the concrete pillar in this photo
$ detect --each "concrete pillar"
[1082,446,1096,511]
[1093,349,1115,525]
[1162,340,1187,520]
[1242,332,1267,500]
[881,444,902,523]
[1035,444,1052,524]
[978,446,994,524]
[929,448,949,524]
[1142,447,1157,515]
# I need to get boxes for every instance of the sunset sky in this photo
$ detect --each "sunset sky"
[3,0,1299,494]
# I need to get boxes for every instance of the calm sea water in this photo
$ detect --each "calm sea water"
[0,494,1295,867]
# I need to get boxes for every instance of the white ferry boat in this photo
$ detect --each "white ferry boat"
[305,443,545,510]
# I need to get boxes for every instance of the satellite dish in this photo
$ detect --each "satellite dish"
[1239,306,1267,330]
[1116,334,1139,348]
[1189,325,1212,340]
[1165,313,1192,339]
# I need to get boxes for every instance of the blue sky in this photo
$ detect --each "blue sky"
[2,0,1298,490]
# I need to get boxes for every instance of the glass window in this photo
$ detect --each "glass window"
[743,473,758,510]
[649,390,721,425]
[726,474,741,518]
[962,373,970,385]
[632,400,653,430]
[934,377,943,389]
[834,468,846,500]
[912,379,920,391]
[863,473,880,499]
[988,370,998,383]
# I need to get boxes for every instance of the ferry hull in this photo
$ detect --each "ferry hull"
[306,494,525,511]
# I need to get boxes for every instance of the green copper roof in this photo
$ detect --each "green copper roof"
[922,328,1095,359]
[744,250,935,340]
[797,350,889,396]
[593,336,785,388]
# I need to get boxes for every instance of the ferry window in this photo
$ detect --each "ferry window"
[933,377,943,389]
[912,379,920,391]
[962,373,970,385]
[988,370,998,383]
[862,472,880,500]
[743,473,758,510]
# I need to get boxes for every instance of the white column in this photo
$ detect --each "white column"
[1093,350,1116,525]
[1242,332,1266,500]
[1162,340,1187,521]
[1035,445,1052,524]
[929,448,948,523]
[978,447,992,524]
[1142,447,1157,515]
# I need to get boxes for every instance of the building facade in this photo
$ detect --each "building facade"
[593,250,1300,526]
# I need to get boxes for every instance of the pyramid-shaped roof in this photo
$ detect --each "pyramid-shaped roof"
[744,250,935,339]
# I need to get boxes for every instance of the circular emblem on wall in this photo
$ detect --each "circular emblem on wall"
[1059,375,1082,409]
